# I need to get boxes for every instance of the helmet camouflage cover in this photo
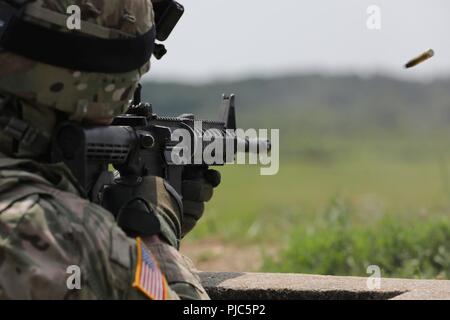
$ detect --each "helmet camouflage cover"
[0,0,155,121]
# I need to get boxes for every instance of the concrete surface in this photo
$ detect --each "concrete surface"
[199,272,450,300]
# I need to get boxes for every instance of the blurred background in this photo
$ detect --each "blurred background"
[144,0,450,279]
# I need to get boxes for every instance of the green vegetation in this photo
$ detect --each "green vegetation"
[144,74,450,278]
[192,150,450,243]
[262,199,450,279]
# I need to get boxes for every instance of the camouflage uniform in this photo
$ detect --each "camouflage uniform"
[0,0,209,300]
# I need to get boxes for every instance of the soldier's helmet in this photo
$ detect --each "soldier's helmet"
[0,0,156,156]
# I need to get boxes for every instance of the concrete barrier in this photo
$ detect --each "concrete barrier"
[199,272,450,300]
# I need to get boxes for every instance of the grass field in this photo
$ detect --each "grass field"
[185,135,450,279]
[146,75,450,278]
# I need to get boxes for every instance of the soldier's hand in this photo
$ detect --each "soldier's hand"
[181,166,221,237]
[101,175,183,248]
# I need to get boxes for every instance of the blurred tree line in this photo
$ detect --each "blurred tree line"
[142,74,450,137]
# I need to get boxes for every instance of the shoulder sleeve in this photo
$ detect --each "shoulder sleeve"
[0,194,76,299]
[145,241,210,300]
[0,192,178,300]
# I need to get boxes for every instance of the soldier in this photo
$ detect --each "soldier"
[0,0,220,299]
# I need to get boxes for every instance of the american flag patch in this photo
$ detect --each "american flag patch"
[133,238,168,300]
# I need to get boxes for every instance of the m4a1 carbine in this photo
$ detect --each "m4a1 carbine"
[51,94,271,205]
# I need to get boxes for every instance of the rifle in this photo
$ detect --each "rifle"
[51,94,271,208]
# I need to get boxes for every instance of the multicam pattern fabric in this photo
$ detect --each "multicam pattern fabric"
[0,0,154,120]
[0,155,206,300]
[147,240,210,300]
[0,155,147,299]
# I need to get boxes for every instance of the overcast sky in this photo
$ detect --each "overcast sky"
[146,0,450,82]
